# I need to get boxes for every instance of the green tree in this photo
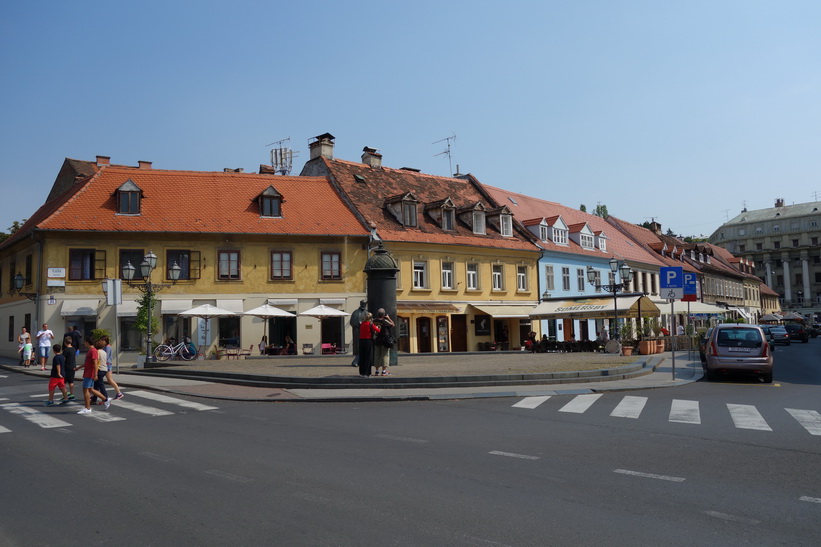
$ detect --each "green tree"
[579,204,587,212]
[135,291,160,352]
[0,218,27,243]
[593,204,609,218]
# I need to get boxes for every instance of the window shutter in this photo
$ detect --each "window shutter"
[94,250,106,280]
[190,251,201,279]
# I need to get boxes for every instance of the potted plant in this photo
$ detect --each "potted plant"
[639,317,656,355]
[620,322,636,356]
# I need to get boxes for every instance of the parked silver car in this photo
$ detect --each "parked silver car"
[766,325,790,345]
[704,324,773,383]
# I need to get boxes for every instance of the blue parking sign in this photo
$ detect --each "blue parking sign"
[660,267,683,289]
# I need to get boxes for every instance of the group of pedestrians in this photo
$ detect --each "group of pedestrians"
[39,328,124,415]
[351,301,396,377]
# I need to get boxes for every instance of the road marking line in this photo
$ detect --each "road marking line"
[489,450,540,461]
[559,394,602,414]
[140,452,171,462]
[727,403,772,431]
[83,411,126,423]
[614,469,685,482]
[0,425,10,433]
[513,396,551,409]
[669,399,701,424]
[705,511,760,524]
[786,409,821,436]
[114,399,174,417]
[799,496,821,504]
[206,469,253,483]
[610,396,647,419]
[1,402,72,428]
[126,390,218,411]
[375,434,429,444]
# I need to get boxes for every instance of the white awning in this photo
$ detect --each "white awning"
[319,298,345,306]
[530,295,660,320]
[653,300,728,315]
[267,298,298,308]
[216,299,244,313]
[160,299,193,315]
[728,306,753,321]
[471,304,537,319]
[116,300,139,317]
[60,299,100,317]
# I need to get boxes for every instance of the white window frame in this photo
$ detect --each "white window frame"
[500,214,513,237]
[492,264,504,290]
[554,228,568,245]
[441,261,454,289]
[562,267,571,291]
[577,268,585,291]
[517,266,527,291]
[412,261,427,289]
[545,264,555,291]
[473,211,486,235]
[442,209,454,231]
[580,234,594,249]
[539,225,548,241]
[466,263,479,290]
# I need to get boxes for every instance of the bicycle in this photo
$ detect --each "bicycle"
[153,338,197,361]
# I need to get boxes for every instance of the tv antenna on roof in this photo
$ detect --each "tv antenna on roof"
[433,132,456,176]
[266,137,298,175]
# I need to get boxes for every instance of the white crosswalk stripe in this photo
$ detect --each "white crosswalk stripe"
[669,399,701,424]
[512,396,551,409]
[726,404,772,431]
[0,425,11,433]
[786,409,821,436]
[122,390,219,411]
[82,409,126,422]
[559,394,602,413]
[114,398,174,417]
[1,402,72,429]
[610,396,647,419]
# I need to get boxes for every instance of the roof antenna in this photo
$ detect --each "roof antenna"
[433,132,456,176]
[265,137,298,175]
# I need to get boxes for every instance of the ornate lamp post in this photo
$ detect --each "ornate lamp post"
[587,258,633,340]
[13,273,38,302]
[122,251,180,361]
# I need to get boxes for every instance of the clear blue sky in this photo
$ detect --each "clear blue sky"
[2,1,819,238]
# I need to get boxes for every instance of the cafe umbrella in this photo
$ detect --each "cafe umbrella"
[178,304,237,354]
[299,304,350,354]
[242,304,297,349]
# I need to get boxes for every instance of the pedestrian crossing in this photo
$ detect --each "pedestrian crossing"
[512,394,821,436]
[0,390,218,433]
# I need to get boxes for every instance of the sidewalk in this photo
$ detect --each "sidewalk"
[1,350,703,402]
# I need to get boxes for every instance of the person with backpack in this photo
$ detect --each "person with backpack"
[373,308,395,376]
[358,312,378,377]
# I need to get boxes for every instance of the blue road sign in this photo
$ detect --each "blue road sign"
[660,267,684,289]
[683,272,697,295]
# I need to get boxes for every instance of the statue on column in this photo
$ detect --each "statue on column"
[349,299,368,367]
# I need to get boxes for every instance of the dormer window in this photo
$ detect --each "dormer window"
[539,224,548,241]
[553,228,568,245]
[690,250,696,261]
[386,192,419,228]
[442,208,455,231]
[473,210,486,235]
[580,233,594,249]
[598,234,607,252]
[258,186,282,218]
[403,201,418,227]
[500,214,512,237]
[699,252,704,262]
[117,179,142,215]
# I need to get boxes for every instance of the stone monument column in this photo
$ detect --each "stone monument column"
[364,243,400,366]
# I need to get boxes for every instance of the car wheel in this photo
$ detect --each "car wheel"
[762,373,773,383]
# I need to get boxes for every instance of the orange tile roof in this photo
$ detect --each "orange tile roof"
[317,158,538,252]
[481,184,666,266]
[28,162,367,237]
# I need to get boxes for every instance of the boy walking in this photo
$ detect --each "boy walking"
[44,344,69,406]
[22,340,33,368]
[62,336,77,400]
[75,336,109,414]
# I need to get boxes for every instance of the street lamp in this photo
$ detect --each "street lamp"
[122,251,180,361]
[13,273,37,302]
[587,258,633,340]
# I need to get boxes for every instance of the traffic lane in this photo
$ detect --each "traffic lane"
[771,338,820,386]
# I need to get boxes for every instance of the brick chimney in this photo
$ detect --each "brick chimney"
[138,160,152,170]
[309,132,335,160]
[361,146,382,168]
[96,155,110,166]
[775,198,785,208]
[649,220,662,234]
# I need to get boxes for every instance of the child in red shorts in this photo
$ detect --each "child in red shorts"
[44,344,69,406]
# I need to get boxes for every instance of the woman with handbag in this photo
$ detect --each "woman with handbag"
[373,308,395,376]
[358,312,379,377]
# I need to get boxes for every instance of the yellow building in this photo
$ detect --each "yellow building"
[301,134,541,352]
[0,156,369,361]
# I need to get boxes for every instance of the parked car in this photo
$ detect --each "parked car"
[784,323,809,343]
[756,325,776,351]
[704,324,773,383]
[698,327,714,364]
[765,325,791,345]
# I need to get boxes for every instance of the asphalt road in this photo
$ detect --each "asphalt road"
[1,340,818,546]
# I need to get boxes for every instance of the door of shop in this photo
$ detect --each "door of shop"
[450,314,467,352]
[416,317,432,353]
